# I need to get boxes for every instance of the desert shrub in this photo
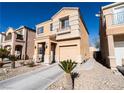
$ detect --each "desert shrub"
[8,55,17,68]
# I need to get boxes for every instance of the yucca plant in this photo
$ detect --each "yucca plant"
[59,59,77,90]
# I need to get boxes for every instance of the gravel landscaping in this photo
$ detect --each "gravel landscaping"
[47,59,124,90]
[0,60,46,81]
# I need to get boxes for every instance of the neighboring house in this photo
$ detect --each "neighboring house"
[33,7,90,64]
[89,47,98,58]
[0,32,4,48]
[100,2,124,69]
[2,26,36,59]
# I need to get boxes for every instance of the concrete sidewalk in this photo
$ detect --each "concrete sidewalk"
[0,63,63,90]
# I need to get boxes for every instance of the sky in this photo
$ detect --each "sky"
[0,2,112,46]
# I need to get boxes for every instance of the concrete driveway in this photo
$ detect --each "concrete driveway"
[0,63,63,90]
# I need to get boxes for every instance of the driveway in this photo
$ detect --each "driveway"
[0,63,63,90]
[117,66,124,75]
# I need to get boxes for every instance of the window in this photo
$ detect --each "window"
[5,33,12,41]
[60,16,69,29]
[50,23,53,31]
[16,34,23,40]
[113,6,124,24]
[38,27,44,34]
[18,31,23,35]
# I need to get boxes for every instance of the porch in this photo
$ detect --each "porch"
[107,34,124,68]
[34,37,58,64]
[3,44,25,60]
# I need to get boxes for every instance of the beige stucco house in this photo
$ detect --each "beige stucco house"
[0,32,4,48]
[1,26,36,59]
[100,2,124,69]
[33,7,90,64]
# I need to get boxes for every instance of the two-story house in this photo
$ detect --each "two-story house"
[0,32,4,48]
[1,26,36,59]
[100,2,124,69]
[33,7,90,64]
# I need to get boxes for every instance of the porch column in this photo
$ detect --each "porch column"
[21,44,25,59]
[11,32,15,55]
[56,44,60,63]
[34,42,38,62]
[107,35,116,69]
[44,39,51,64]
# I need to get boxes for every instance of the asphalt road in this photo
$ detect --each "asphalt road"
[0,63,63,90]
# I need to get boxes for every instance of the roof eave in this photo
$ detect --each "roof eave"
[102,2,124,10]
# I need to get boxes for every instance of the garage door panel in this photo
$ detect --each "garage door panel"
[114,41,124,66]
[59,45,78,61]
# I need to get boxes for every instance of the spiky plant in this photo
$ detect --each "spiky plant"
[59,59,77,90]
[59,59,77,74]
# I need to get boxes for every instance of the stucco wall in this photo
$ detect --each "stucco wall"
[100,3,124,68]
[26,29,36,59]
[79,18,90,59]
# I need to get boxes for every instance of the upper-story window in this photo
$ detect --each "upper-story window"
[37,27,44,34]
[16,30,23,40]
[60,16,69,29]
[17,31,23,35]
[5,33,12,41]
[50,23,53,31]
[16,34,23,40]
[113,6,124,25]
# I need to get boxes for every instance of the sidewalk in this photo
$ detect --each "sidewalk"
[0,63,63,90]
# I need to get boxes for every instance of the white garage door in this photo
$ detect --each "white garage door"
[59,45,78,62]
[114,41,124,66]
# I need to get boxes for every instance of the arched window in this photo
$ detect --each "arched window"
[5,33,12,40]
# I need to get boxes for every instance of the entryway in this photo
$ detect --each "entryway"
[114,41,124,66]
[15,45,23,59]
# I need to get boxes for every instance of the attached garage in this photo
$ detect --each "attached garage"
[59,45,79,62]
[114,41,124,66]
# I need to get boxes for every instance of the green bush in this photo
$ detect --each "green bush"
[8,55,17,68]
[0,48,10,61]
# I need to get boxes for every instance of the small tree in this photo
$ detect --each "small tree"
[8,55,17,68]
[0,48,9,61]
[59,59,77,90]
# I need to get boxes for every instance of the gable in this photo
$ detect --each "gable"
[52,7,79,20]
[6,27,15,35]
